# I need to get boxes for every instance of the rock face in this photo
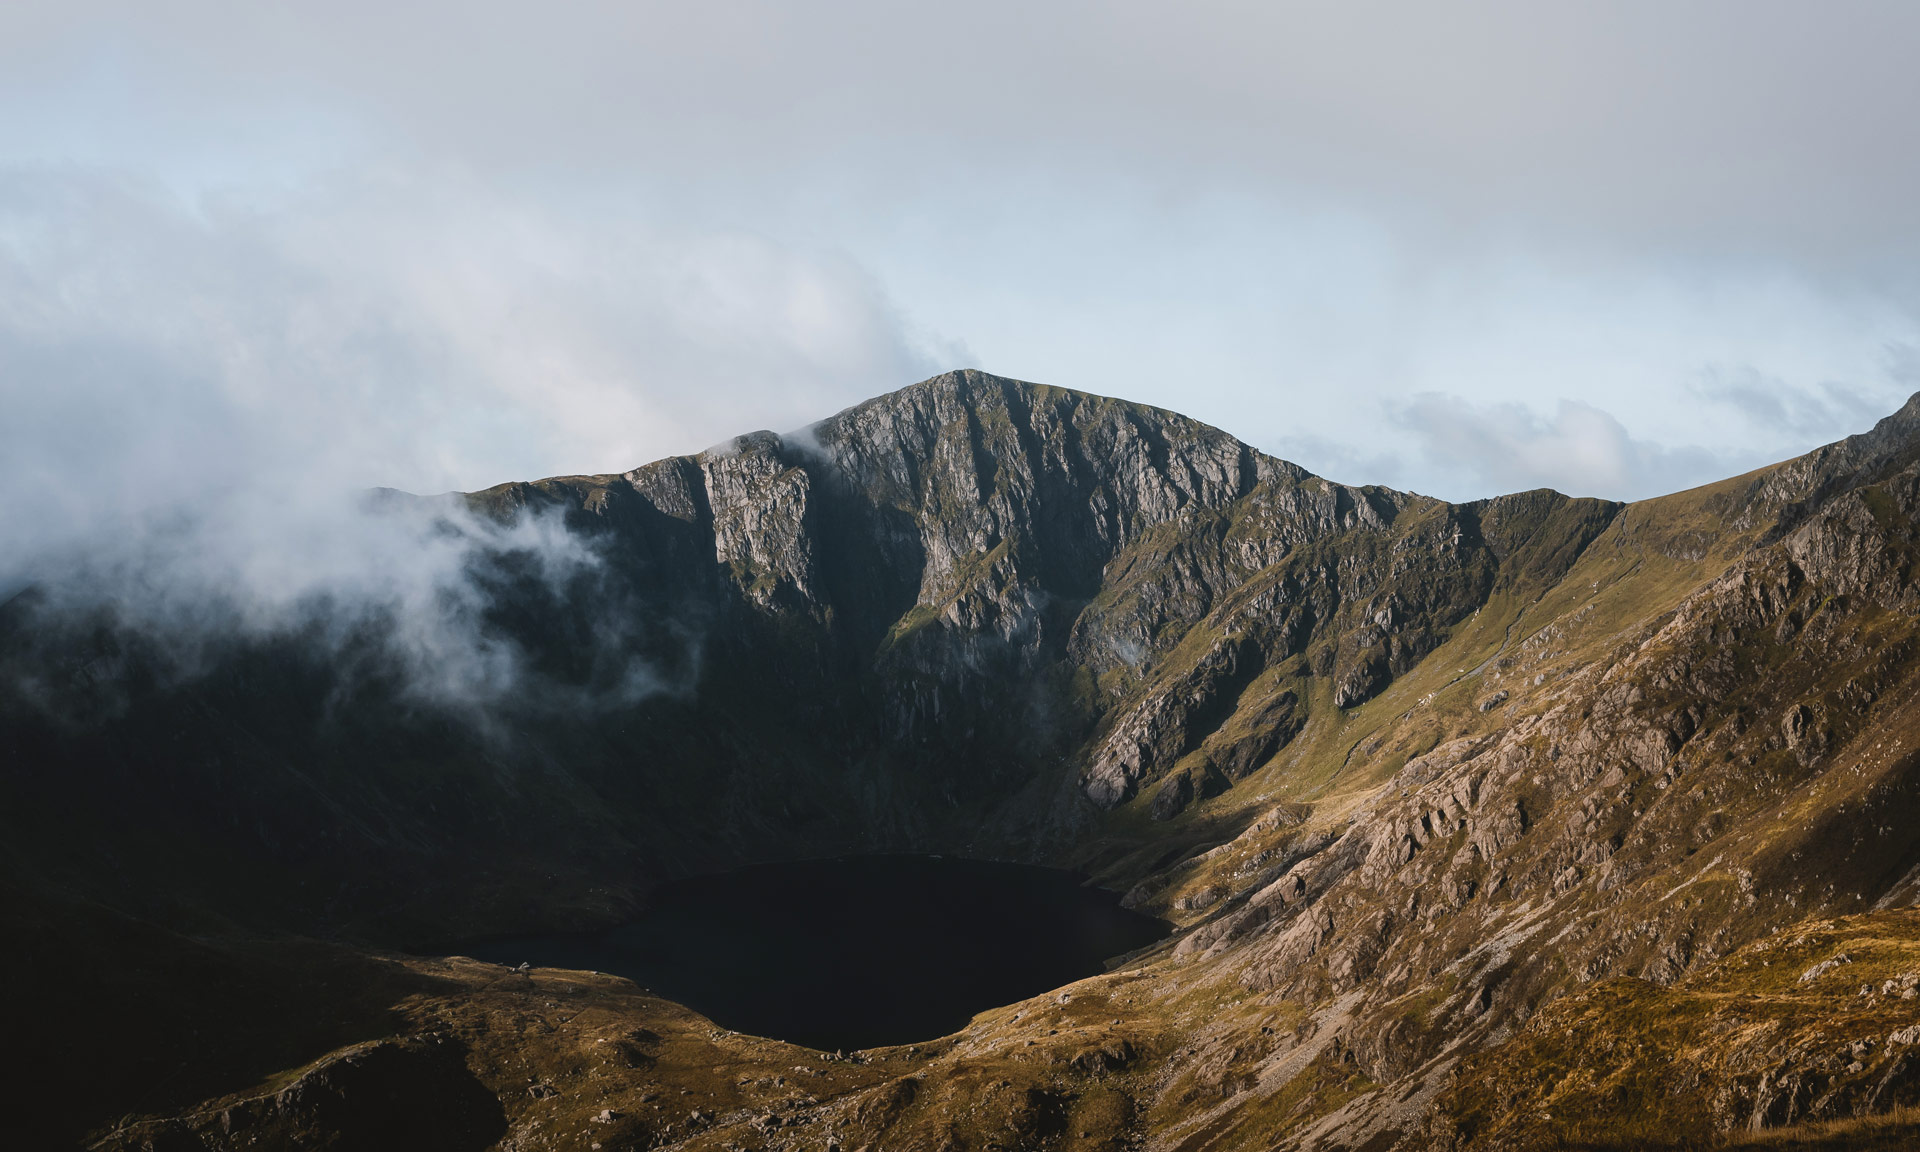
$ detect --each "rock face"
[487,372,1617,818]
[18,372,1920,1150]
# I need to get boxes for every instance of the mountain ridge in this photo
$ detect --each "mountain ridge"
[13,370,1920,1149]
[501,376,1627,834]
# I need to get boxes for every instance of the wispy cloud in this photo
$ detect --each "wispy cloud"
[1693,366,1888,442]
[1389,393,1725,502]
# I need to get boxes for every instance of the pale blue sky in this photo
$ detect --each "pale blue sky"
[5,0,1920,565]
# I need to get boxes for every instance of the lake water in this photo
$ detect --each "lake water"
[460,855,1167,1052]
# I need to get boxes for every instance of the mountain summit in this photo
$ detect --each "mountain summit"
[479,369,1621,814]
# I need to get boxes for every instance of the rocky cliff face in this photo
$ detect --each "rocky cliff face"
[15,373,1920,1150]
[468,371,1618,834]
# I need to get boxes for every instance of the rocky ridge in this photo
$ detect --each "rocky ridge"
[471,371,1618,833]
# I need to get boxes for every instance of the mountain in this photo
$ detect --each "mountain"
[10,369,1920,1150]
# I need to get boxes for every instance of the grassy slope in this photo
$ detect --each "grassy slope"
[1095,471,1758,922]
[1025,468,1857,1150]
[1435,910,1920,1150]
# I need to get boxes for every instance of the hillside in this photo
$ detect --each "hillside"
[11,370,1920,1149]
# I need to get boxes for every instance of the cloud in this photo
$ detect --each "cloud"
[1389,393,1725,502]
[0,166,948,550]
[1694,366,1890,442]
[0,166,949,711]
[7,2,1920,275]
[1264,430,1410,494]
[7,493,615,713]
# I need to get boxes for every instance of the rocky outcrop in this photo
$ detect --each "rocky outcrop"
[94,1037,504,1152]
[1425,913,1920,1149]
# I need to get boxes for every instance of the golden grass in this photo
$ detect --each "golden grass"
[1727,1105,1920,1149]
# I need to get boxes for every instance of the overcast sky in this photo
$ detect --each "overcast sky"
[7,0,1920,550]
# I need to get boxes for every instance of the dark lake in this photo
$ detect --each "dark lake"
[460,855,1168,1052]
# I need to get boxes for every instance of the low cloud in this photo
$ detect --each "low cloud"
[0,168,949,517]
[0,167,943,713]
[7,494,619,714]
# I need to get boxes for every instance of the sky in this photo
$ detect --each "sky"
[6,0,1920,562]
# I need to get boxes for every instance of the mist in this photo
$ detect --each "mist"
[0,169,930,711]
